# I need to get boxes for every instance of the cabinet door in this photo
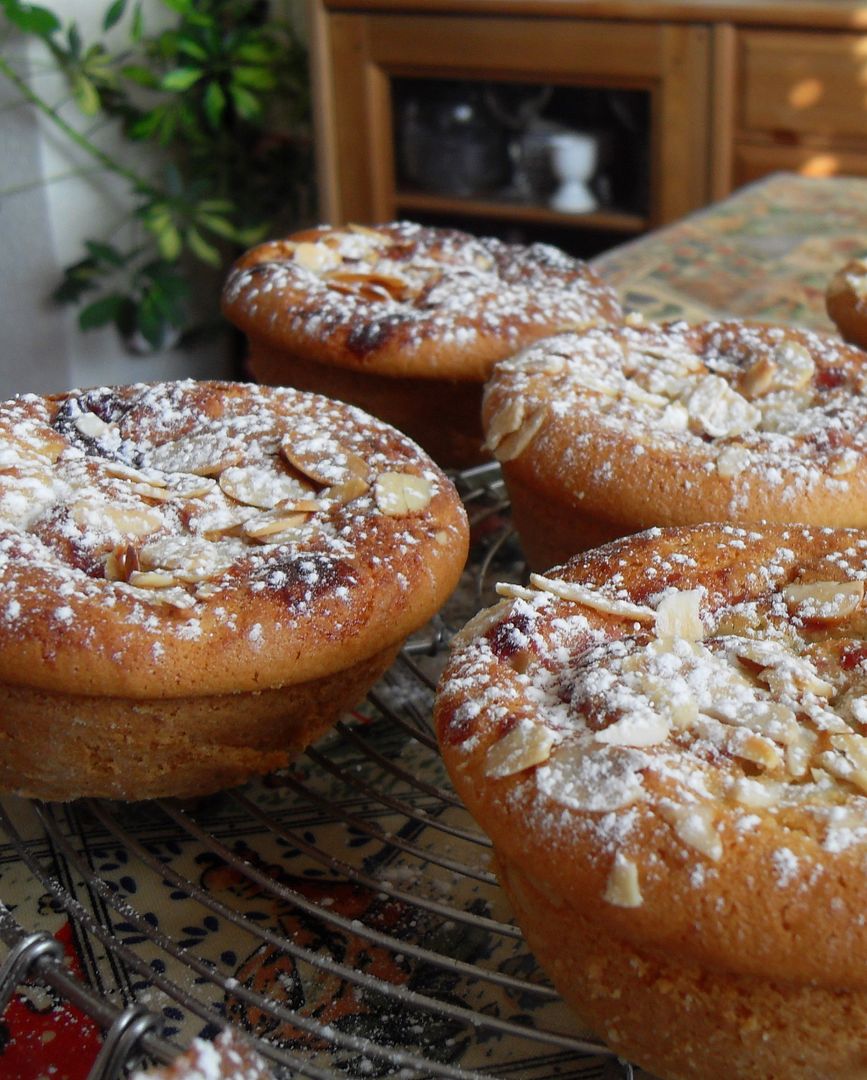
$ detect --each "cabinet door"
[311,7,711,231]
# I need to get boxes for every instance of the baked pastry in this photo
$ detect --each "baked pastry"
[826,257,867,349]
[435,523,867,1079]
[483,318,867,569]
[0,380,468,801]
[220,221,623,468]
[130,1029,273,1079]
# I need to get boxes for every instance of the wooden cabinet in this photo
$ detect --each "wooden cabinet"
[310,4,712,255]
[311,2,867,250]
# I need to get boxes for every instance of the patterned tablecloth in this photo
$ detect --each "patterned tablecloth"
[3,173,867,1080]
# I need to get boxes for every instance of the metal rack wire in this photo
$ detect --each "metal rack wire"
[0,465,641,1079]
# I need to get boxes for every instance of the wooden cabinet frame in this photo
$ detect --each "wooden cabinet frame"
[310,4,713,232]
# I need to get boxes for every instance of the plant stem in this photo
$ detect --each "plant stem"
[0,53,158,197]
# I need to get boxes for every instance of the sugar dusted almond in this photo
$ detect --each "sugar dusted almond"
[484,720,555,778]
[145,434,244,477]
[739,354,779,399]
[782,579,864,623]
[686,375,761,438]
[103,461,168,486]
[326,270,409,302]
[659,401,690,431]
[219,464,312,510]
[347,222,390,242]
[594,711,671,747]
[293,240,341,273]
[105,543,140,582]
[733,732,784,772]
[139,536,238,582]
[74,411,113,439]
[493,407,546,462]
[374,472,433,516]
[603,853,642,908]
[243,508,310,540]
[729,777,783,808]
[655,589,704,642]
[623,381,668,409]
[127,569,177,589]
[527,573,657,623]
[717,445,750,478]
[164,474,217,500]
[281,435,369,490]
[771,341,815,390]
[71,499,163,538]
[660,803,722,861]
[484,400,525,452]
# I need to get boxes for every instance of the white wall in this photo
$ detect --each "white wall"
[0,2,238,400]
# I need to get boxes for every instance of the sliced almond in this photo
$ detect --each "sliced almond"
[739,354,779,399]
[603,853,642,908]
[594,711,671,747]
[484,400,525,453]
[103,461,168,486]
[280,436,369,489]
[660,803,722,861]
[219,464,313,510]
[493,407,546,463]
[685,375,761,438]
[658,401,690,431]
[139,536,238,582]
[105,543,140,582]
[326,270,409,302]
[655,589,704,642]
[526,573,657,623]
[293,240,342,274]
[733,732,784,772]
[770,341,815,390]
[71,499,163,538]
[164,474,217,500]
[74,411,113,439]
[782,579,864,623]
[729,777,783,808]
[145,435,245,477]
[127,569,177,589]
[243,508,310,541]
[484,720,555,778]
[717,445,750,478]
[374,472,432,516]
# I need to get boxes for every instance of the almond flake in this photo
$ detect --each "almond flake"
[717,445,750,477]
[493,408,546,462]
[782,579,864,623]
[293,240,341,274]
[243,509,310,540]
[374,472,432,515]
[326,270,408,302]
[280,436,369,489]
[526,573,657,622]
[145,435,244,477]
[74,412,112,439]
[594,711,671,747]
[164,474,217,500]
[104,543,140,582]
[729,777,783,808]
[686,375,761,438]
[139,536,238,582]
[603,853,642,908]
[484,720,555,778]
[655,589,704,641]
[219,464,312,509]
[660,803,722,861]
[484,400,525,453]
[71,499,163,538]
[127,570,177,589]
[739,354,779,399]
[770,341,815,390]
[103,462,168,486]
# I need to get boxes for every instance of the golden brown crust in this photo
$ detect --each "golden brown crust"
[434,524,867,1018]
[0,380,468,800]
[483,320,867,568]
[826,257,867,350]
[221,222,623,382]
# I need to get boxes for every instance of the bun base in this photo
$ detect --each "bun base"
[499,854,867,1080]
[0,643,398,801]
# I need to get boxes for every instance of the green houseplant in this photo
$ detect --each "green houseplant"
[0,0,312,353]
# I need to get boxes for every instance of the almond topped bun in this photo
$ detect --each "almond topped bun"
[826,256,867,350]
[0,380,468,802]
[484,319,867,569]
[220,221,623,469]
[435,523,867,1080]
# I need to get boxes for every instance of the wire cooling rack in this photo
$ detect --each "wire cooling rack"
[0,464,641,1080]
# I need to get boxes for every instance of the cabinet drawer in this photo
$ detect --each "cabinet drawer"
[740,29,867,140]
[734,141,867,188]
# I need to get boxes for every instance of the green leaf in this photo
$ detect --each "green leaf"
[151,220,182,261]
[195,212,239,241]
[231,65,277,91]
[158,0,196,15]
[79,293,126,330]
[130,0,142,42]
[2,2,61,37]
[160,66,204,92]
[234,42,276,64]
[197,198,235,214]
[235,223,268,246]
[228,82,260,121]
[175,35,208,62]
[52,257,101,304]
[67,21,81,58]
[185,226,221,267]
[120,64,159,89]
[102,0,126,31]
[71,73,101,117]
[202,79,225,128]
[84,240,127,266]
